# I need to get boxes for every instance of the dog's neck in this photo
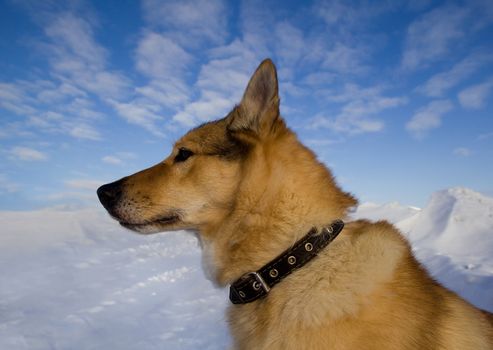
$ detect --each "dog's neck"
[199,140,355,286]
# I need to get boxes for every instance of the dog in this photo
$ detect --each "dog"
[98,59,493,349]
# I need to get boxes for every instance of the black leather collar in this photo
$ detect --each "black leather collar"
[229,219,344,304]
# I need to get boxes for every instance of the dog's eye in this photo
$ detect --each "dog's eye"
[174,147,194,162]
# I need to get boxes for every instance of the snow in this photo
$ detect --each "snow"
[0,209,230,350]
[352,187,493,312]
[1,187,492,349]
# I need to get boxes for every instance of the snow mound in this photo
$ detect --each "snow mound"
[353,187,493,311]
[353,201,420,224]
[401,187,493,261]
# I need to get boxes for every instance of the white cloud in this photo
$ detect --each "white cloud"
[141,0,227,45]
[458,78,493,109]
[301,28,369,76]
[406,99,453,138]
[172,40,259,126]
[44,13,106,70]
[9,147,48,161]
[0,82,37,115]
[135,80,190,109]
[315,0,396,28]
[453,147,472,157]
[0,82,26,102]
[136,32,192,79]
[44,13,130,99]
[36,82,86,103]
[274,21,305,72]
[65,179,103,191]
[307,0,395,76]
[1,81,107,141]
[417,53,493,97]
[173,91,234,127]
[45,191,95,202]
[311,84,408,134]
[101,152,137,166]
[402,5,469,69]
[0,174,19,194]
[478,132,493,140]
[317,0,358,26]
[0,10,148,142]
[133,32,192,111]
[108,99,164,136]
[237,0,274,57]
[321,42,369,74]
[312,113,385,134]
[69,124,101,140]
[102,156,122,165]
[27,112,63,129]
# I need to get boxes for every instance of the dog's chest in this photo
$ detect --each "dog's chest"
[228,306,367,350]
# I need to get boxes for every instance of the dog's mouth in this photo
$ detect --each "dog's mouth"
[118,214,181,234]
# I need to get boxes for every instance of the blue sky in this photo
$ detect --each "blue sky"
[1,0,492,210]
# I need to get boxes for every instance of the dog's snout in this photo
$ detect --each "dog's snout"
[97,180,124,210]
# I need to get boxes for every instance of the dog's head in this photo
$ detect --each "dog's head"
[98,59,281,234]
[98,59,356,235]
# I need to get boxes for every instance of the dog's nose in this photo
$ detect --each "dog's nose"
[97,180,123,210]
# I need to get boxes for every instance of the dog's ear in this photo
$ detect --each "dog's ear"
[228,59,281,138]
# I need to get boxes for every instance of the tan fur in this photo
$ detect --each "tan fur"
[99,59,493,349]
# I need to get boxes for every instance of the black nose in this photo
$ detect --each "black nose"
[97,180,124,211]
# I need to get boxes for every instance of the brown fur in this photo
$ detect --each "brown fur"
[98,59,493,349]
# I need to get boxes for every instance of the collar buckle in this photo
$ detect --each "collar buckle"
[246,271,270,293]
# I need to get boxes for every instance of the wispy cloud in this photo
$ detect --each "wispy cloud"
[0,79,105,141]
[0,174,19,194]
[274,21,305,78]
[69,123,101,140]
[322,42,369,75]
[406,99,453,138]
[9,147,48,161]
[64,179,103,191]
[310,0,396,76]
[44,191,96,202]
[316,0,397,29]
[478,132,493,140]
[311,84,407,134]
[166,0,281,127]
[0,82,37,115]
[458,78,493,109]
[453,147,472,157]
[133,31,192,112]
[101,155,122,165]
[101,152,136,165]
[135,80,190,111]
[0,11,132,142]
[107,99,164,136]
[141,0,227,46]
[43,13,130,99]
[402,5,469,70]
[416,52,493,97]
[172,40,260,126]
[136,32,193,79]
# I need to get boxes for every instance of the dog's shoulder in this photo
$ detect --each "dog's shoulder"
[269,219,409,325]
[336,219,411,275]
[343,218,409,246]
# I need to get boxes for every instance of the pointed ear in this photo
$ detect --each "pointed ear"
[228,59,280,135]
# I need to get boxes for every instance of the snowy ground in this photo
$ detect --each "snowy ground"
[1,187,492,349]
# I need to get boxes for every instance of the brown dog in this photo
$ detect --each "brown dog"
[98,59,493,349]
